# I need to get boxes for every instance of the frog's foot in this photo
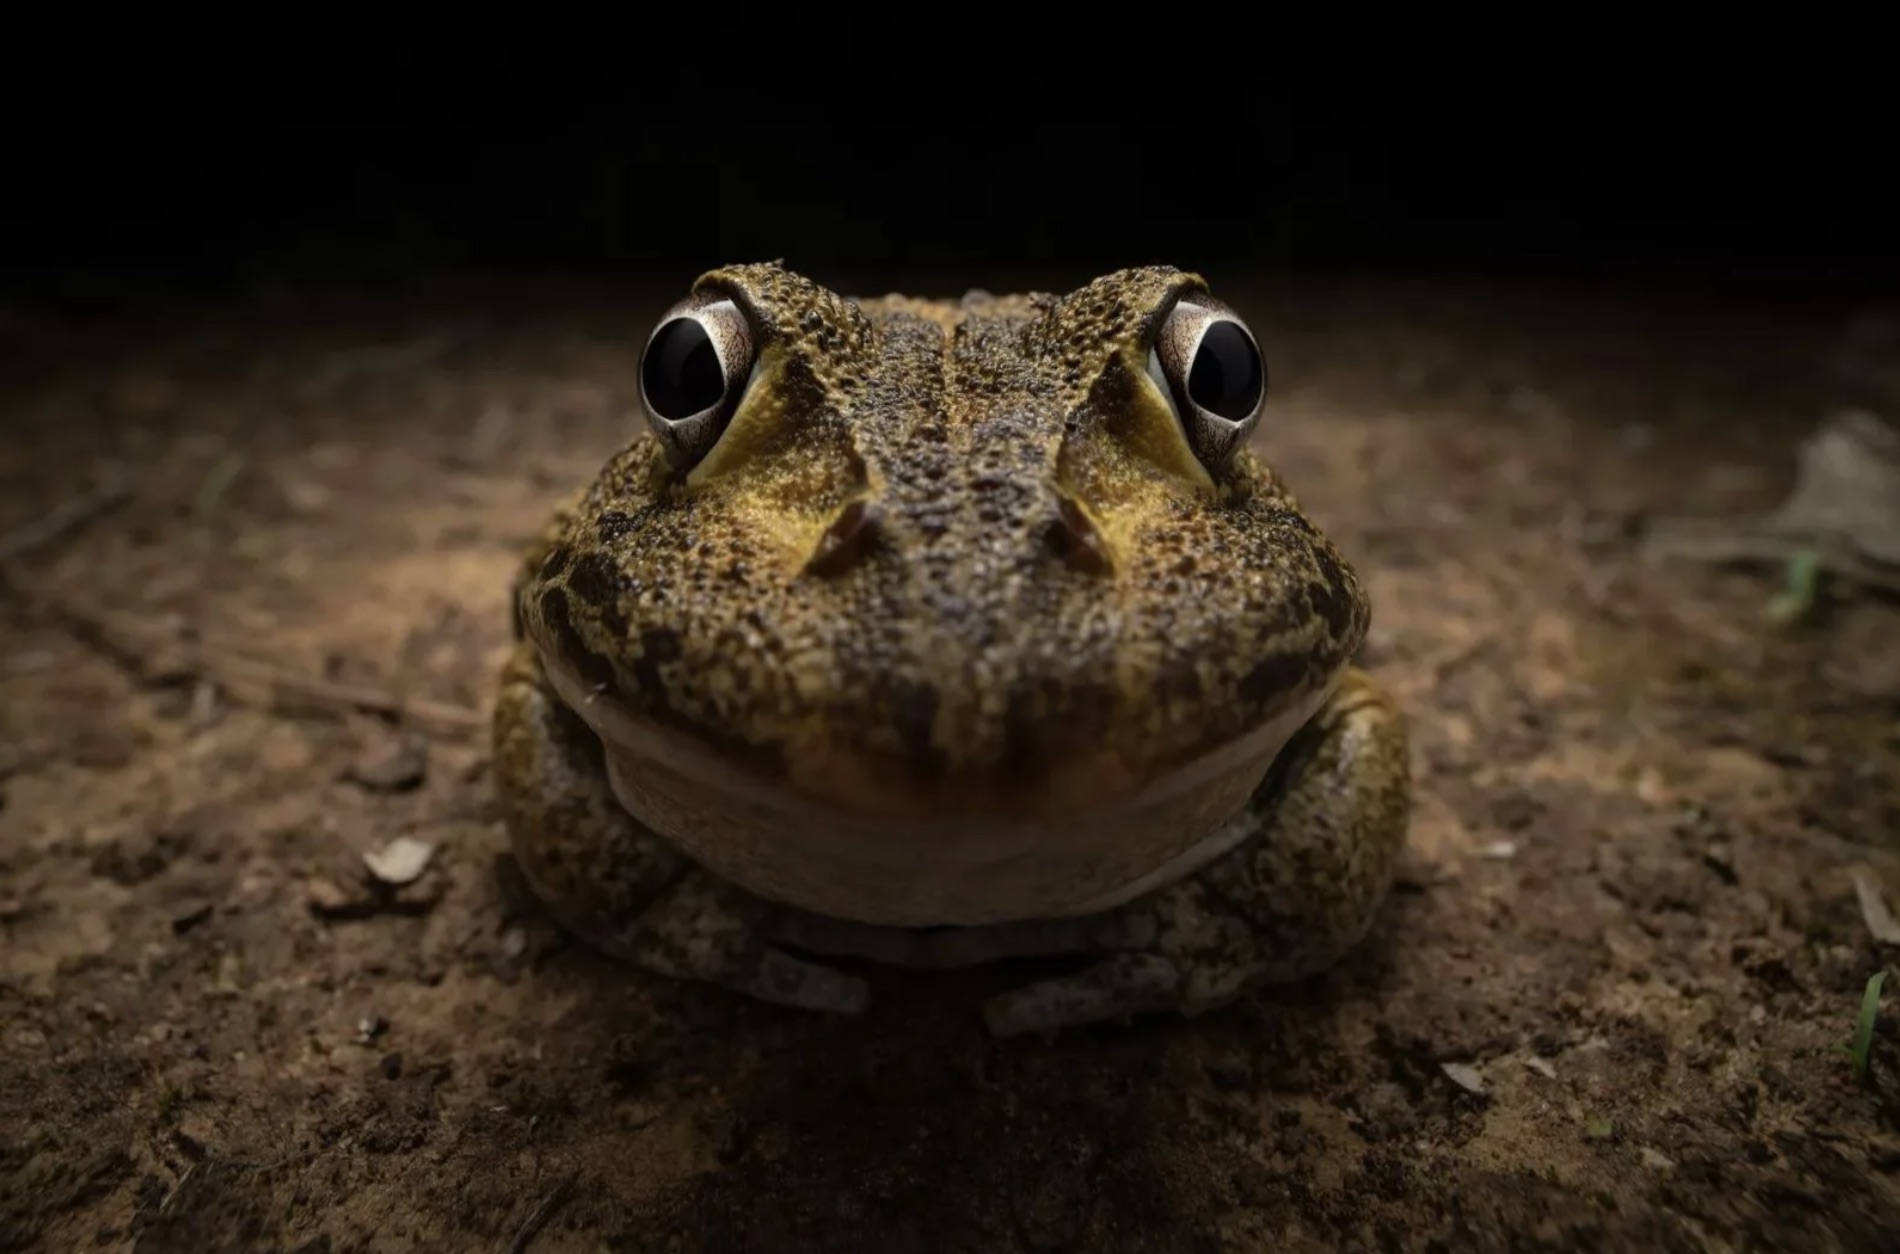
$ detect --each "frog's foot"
[982,668,1411,1038]
[493,643,869,1016]
[623,870,871,1014]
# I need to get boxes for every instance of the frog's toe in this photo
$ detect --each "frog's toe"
[720,946,873,1015]
[642,938,871,1015]
[982,953,1186,1037]
[626,870,872,1016]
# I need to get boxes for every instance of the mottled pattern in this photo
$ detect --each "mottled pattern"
[493,263,1413,1029]
[494,643,872,1013]
[516,263,1368,816]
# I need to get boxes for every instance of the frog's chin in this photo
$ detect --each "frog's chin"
[536,646,1340,926]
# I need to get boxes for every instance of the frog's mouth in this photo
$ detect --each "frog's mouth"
[535,641,1339,926]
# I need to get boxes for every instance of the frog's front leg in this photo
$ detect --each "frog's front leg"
[493,643,871,1015]
[983,667,1410,1037]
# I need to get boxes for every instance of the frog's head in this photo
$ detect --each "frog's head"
[518,263,1368,837]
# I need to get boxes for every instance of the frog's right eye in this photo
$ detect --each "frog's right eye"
[638,293,758,470]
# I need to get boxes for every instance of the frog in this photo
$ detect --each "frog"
[491,261,1411,1037]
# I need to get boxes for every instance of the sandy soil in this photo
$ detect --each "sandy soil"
[2,271,1897,1253]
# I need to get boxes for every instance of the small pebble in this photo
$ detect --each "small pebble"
[170,903,214,935]
[305,877,354,915]
[357,1015,389,1044]
[347,737,429,793]
[188,682,221,728]
[1441,1062,1485,1094]
[1525,1056,1557,1079]
[363,837,435,887]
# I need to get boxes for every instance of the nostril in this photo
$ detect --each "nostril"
[1045,494,1114,577]
[803,498,884,578]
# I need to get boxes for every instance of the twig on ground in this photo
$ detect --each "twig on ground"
[156,1162,198,1219]
[15,586,488,738]
[0,469,130,566]
[217,652,488,734]
[503,1172,577,1254]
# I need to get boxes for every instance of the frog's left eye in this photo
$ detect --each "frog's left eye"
[1147,295,1267,470]
[638,292,758,470]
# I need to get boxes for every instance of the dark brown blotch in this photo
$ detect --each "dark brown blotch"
[537,587,619,693]
[565,550,630,637]
[627,628,682,707]
[509,585,528,642]
[888,680,945,779]
[1238,651,1309,708]
[1304,547,1363,645]
[803,499,884,579]
[595,510,636,543]
[539,543,576,582]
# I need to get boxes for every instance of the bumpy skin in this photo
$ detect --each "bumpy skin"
[492,262,1412,1034]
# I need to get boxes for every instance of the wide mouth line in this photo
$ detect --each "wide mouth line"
[536,642,1337,829]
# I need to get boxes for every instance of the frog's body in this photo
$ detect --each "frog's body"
[493,263,1411,1035]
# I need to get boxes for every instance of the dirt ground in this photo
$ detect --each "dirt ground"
[2,269,1897,1253]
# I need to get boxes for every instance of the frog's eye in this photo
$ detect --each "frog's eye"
[638,293,758,470]
[1147,295,1267,470]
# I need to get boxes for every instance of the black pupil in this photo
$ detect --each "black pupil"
[1187,322,1265,422]
[643,318,726,420]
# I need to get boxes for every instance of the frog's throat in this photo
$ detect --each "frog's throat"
[537,644,1339,926]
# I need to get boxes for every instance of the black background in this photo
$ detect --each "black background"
[5,39,1892,304]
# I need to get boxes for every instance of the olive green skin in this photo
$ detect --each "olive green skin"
[493,263,1411,1035]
